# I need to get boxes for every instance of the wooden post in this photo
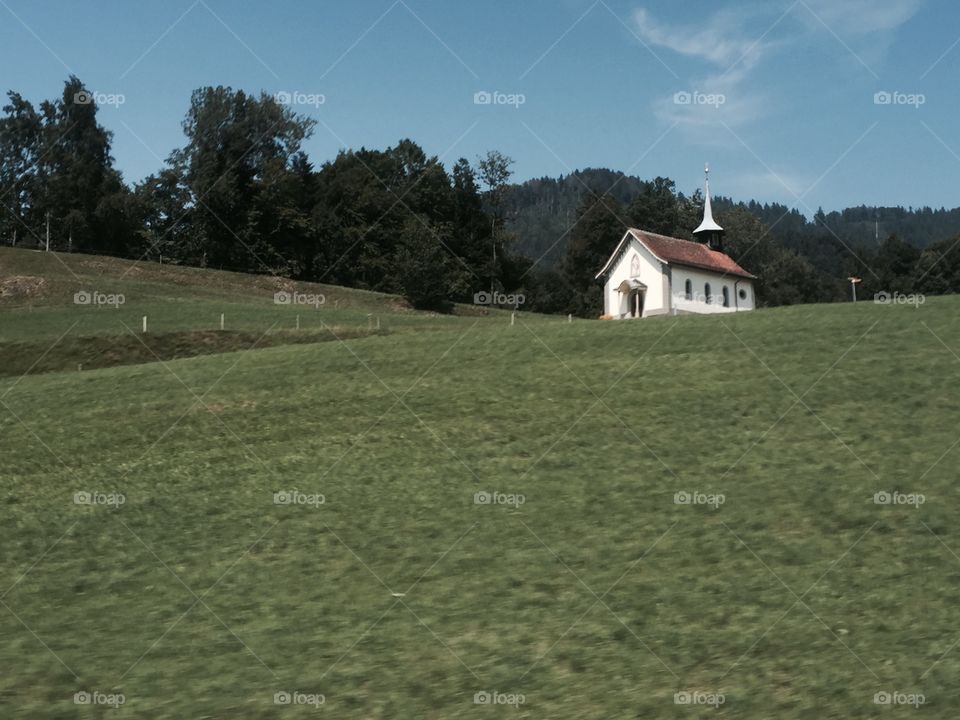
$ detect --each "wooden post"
[568,313,572,323]
[45,212,50,251]
[511,312,515,326]
[296,314,300,330]
[142,315,147,333]
[220,313,225,331]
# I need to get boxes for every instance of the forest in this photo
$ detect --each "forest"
[3,77,959,316]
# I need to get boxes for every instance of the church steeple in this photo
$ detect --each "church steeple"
[693,163,724,252]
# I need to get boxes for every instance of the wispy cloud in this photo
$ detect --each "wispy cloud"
[633,0,923,134]
[633,4,788,133]
[800,0,923,35]
[633,7,772,70]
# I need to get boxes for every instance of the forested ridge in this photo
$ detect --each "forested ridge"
[3,77,959,317]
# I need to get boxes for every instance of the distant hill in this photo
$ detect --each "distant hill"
[505,170,960,267]
[503,169,648,267]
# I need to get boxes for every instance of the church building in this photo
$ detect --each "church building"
[595,167,756,319]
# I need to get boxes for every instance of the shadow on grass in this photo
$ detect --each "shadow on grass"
[0,327,389,377]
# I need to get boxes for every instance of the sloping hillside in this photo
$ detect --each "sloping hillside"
[0,247,518,375]
[2,250,959,718]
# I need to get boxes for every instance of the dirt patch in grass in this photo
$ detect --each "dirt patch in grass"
[0,327,387,378]
[0,275,47,303]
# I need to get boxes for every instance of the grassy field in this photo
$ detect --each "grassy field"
[2,247,960,718]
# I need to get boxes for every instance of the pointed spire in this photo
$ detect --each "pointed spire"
[694,163,723,235]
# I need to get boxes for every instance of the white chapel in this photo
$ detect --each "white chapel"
[596,166,756,319]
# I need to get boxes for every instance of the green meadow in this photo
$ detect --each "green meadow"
[2,247,960,718]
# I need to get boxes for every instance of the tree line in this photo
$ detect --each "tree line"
[3,77,959,316]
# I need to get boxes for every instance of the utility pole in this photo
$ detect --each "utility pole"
[45,212,50,251]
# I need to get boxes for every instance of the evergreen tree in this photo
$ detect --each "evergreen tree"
[562,193,625,317]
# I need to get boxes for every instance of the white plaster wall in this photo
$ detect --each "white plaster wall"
[603,238,667,318]
[671,266,755,314]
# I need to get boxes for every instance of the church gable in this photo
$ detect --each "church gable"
[597,230,664,280]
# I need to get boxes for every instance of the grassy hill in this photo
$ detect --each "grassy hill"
[2,248,959,718]
[0,248,513,376]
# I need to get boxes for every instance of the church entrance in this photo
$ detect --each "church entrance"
[616,278,647,318]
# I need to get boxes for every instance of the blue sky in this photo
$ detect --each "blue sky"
[1,0,956,215]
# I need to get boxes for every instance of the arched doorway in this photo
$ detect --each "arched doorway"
[616,279,647,318]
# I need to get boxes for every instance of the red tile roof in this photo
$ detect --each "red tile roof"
[629,228,756,279]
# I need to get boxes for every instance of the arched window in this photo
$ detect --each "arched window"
[684,279,692,300]
[722,286,730,307]
[704,283,712,304]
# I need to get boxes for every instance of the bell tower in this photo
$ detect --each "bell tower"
[693,164,725,252]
